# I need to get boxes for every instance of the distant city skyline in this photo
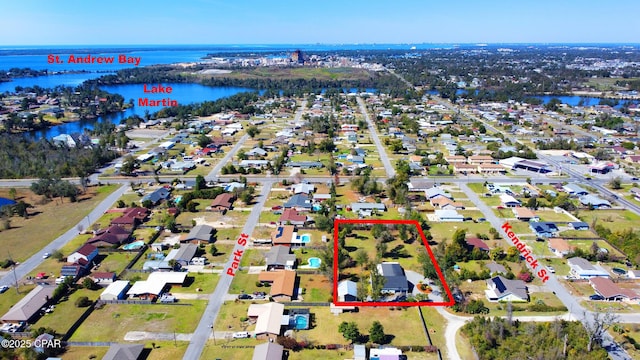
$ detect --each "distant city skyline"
[2,0,639,45]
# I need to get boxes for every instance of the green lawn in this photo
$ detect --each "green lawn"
[214,300,252,332]
[35,288,102,335]
[298,274,332,302]
[170,273,220,294]
[0,184,118,262]
[429,222,493,243]
[228,271,262,295]
[70,301,207,341]
[536,209,576,222]
[0,284,37,317]
[466,183,486,194]
[578,210,640,232]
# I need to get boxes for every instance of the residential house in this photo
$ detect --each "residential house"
[210,193,235,213]
[283,194,313,212]
[377,262,409,295]
[563,183,589,197]
[258,270,297,302]
[252,342,284,360]
[141,187,170,205]
[67,244,99,266]
[247,303,285,340]
[425,187,452,200]
[453,163,479,174]
[500,194,521,208]
[102,343,144,360]
[430,196,464,209]
[291,183,315,195]
[530,222,559,238]
[567,257,609,279]
[110,207,149,230]
[407,179,436,192]
[164,244,198,267]
[569,222,589,230]
[350,202,386,217]
[468,155,494,165]
[444,155,467,164]
[87,225,131,247]
[99,280,131,301]
[465,237,490,252]
[590,277,640,302]
[277,208,309,226]
[1,285,55,323]
[312,193,331,203]
[246,147,268,157]
[434,209,464,222]
[512,207,538,222]
[338,280,358,302]
[485,276,529,302]
[286,161,323,169]
[478,163,507,174]
[548,238,574,257]
[486,262,507,275]
[265,246,296,271]
[271,225,296,246]
[579,195,612,209]
[239,160,269,168]
[91,272,116,285]
[181,224,215,244]
[353,344,367,360]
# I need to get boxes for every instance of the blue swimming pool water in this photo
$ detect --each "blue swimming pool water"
[0,197,16,207]
[300,234,311,243]
[175,195,183,204]
[122,240,145,250]
[294,315,309,330]
[312,204,322,211]
[307,257,321,268]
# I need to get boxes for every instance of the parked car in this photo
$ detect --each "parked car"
[547,266,555,273]
[589,294,604,301]
[237,294,252,300]
[271,206,283,211]
[253,291,266,297]
[632,177,639,181]
[0,286,9,294]
[232,331,250,339]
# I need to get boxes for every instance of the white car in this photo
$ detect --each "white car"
[232,331,250,339]
[42,252,51,259]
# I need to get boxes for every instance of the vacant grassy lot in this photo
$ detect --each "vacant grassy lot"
[579,210,640,232]
[0,184,118,262]
[299,274,332,302]
[60,346,109,360]
[70,301,207,341]
[214,300,252,332]
[228,271,262,295]
[36,288,102,334]
[170,273,220,294]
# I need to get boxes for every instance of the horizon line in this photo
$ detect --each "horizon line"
[1,42,640,47]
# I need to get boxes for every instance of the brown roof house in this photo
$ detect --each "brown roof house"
[271,225,296,246]
[548,238,575,257]
[277,208,309,226]
[247,302,285,340]
[590,277,640,302]
[110,207,149,229]
[252,342,285,360]
[87,225,131,247]
[258,270,297,302]
[209,193,235,213]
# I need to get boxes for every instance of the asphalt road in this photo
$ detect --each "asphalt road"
[205,133,249,182]
[357,96,395,178]
[182,181,273,360]
[0,184,129,287]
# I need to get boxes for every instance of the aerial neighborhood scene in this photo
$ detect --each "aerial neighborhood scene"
[2,1,640,360]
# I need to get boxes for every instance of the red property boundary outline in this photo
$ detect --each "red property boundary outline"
[332,218,455,307]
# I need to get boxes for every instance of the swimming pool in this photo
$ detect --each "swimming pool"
[299,234,311,243]
[122,240,145,250]
[312,204,322,211]
[307,257,321,268]
[294,314,309,330]
[174,195,183,204]
[0,197,16,207]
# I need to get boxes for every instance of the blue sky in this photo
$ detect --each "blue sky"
[2,0,639,45]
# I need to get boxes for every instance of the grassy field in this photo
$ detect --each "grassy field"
[214,300,252,332]
[429,222,493,243]
[228,271,263,295]
[60,346,110,360]
[578,210,640,232]
[0,284,36,317]
[0,184,118,262]
[610,323,640,360]
[299,274,332,302]
[170,273,220,294]
[70,301,207,341]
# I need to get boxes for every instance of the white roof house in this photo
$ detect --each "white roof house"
[434,209,464,222]
[499,194,521,207]
[248,303,285,337]
[100,280,131,301]
[147,271,188,285]
[567,257,610,279]
[126,281,166,298]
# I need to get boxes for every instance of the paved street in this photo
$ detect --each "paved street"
[183,181,273,360]
[205,133,248,182]
[0,184,129,288]
[357,96,395,178]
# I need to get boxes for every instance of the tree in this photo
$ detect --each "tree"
[74,296,91,307]
[209,244,218,256]
[585,310,619,351]
[194,175,206,191]
[196,134,210,148]
[246,125,260,138]
[608,177,622,190]
[338,321,360,343]
[355,249,369,269]
[121,155,136,175]
[369,321,386,344]
[82,277,98,290]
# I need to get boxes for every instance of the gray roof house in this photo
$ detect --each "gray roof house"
[338,280,358,302]
[425,187,452,199]
[283,194,313,211]
[182,224,215,244]
[377,262,409,295]
[563,183,589,197]
[102,343,144,360]
[252,342,284,360]
[1,285,55,323]
[486,262,507,275]
[485,276,528,302]
[141,187,170,205]
[165,243,198,266]
[579,195,612,209]
[265,246,297,271]
[567,257,610,279]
